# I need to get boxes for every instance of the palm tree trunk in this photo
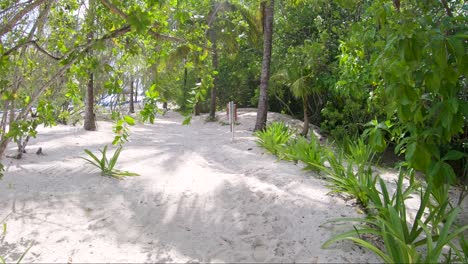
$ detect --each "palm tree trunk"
[83,0,96,131]
[134,78,138,103]
[209,29,218,120]
[301,96,310,137]
[84,71,96,131]
[182,61,188,112]
[129,79,135,113]
[254,0,274,131]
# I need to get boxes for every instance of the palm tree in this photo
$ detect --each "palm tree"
[271,40,328,136]
[254,0,274,131]
[206,1,262,120]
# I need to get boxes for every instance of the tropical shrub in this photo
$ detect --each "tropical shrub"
[82,145,139,179]
[284,135,325,172]
[323,169,468,263]
[323,149,378,209]
[342,136,376,166]
[255,122,292,156]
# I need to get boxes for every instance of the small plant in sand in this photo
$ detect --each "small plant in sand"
[1,223,32,264]
[82,145,139,179]
[255,122,292,156]
[283,135,325,171]
[0,163,4,180]
[323,169,468,263]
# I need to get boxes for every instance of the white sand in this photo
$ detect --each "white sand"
[0,108,400,263]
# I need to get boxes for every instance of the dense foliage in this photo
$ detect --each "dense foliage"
[0,0,466,262]
[256,122,468,263]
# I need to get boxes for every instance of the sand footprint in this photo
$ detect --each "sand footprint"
[251,238,270,262]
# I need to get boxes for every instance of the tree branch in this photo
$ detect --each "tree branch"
[440,0,453,17]
[4,40,62,59]
[15,25,132,121]
[0,0,48,38]
[99,0,128,20]
[97,0,208,50]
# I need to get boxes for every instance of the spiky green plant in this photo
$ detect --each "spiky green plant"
[0,163,4,180]
[284,135,324,172]
[255,122,292,156]
[0,223,32,264]
[342,136,375,166]
[323,170,468,263]
[82,145,139,179]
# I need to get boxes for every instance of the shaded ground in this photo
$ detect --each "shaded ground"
[1,109,382,262]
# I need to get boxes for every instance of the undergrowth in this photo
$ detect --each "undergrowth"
[255,121,468,263]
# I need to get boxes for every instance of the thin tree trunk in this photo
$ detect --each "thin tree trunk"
[129,79,135,113]
[84,71,96,131]
[0,0,47,38]
[134,78,138,104]
[182,63,188,112]
[209,29,218,120]
[194,103,201,116]
[84,0,96,131]
[254,0,274,131]
[301,96,310,137]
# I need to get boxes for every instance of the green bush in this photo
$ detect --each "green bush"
[323,169,468,263]
[323,149,378,208]
[284,135,325,172]
[342,136,376,166]
[255,122,292,156]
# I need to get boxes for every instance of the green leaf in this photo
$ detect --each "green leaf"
[83,149,102,167]
[108,146,122,171]
[182,116,192,125]
[16,243,33,264]
[442,150,466,161]
[406,142,431,171]
[123,115,135,126]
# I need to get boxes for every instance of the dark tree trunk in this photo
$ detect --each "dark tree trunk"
[194,103,201,116]
[182,63,188,112]
[84,72,96,131]
[129,79,135,113]
[301,96,310,137]
[83,0,96,131]
[254,0,274,131]
[209,29,218,120]
[134,78,138,103]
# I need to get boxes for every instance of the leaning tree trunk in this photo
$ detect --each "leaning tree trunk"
[301,96,310,137]
[254,0,274,131]
[129,79,135,113]
[209,29,218,120]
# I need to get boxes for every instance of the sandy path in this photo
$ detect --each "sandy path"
[0,109,380,263]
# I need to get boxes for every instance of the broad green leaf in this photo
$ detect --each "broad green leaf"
[123,115,135,126]
[442,150,466,161]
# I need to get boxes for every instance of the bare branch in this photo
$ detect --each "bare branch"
[0,0,48,38]
[99,0,128,20]
[4,40,62,59]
